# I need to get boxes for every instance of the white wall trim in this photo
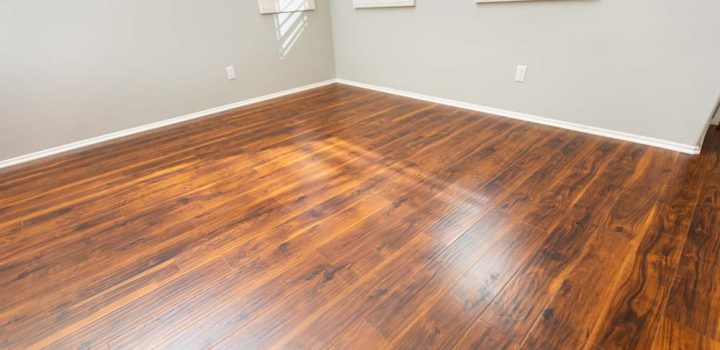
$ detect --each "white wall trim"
[335,79,701,155]
[0,79,336,170]
[0,76,704,170]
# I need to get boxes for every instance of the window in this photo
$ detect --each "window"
[258,0,316,14]
[353,0,415,8]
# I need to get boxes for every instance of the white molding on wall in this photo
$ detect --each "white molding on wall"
[1,76,704,170]
[0,79,336,170]
[335,79,702,155]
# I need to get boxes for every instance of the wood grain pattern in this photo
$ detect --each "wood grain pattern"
[1,83,719,349]
[590,153,706,350]
[654,316,720,350]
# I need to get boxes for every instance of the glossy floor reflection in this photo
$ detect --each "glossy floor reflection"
[0,84,718,349]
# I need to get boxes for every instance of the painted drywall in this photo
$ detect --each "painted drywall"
[0,0,335,160]
[712,100,720,125]
[329,0,720,148]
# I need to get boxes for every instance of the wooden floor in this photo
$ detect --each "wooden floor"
[1,84,719,349]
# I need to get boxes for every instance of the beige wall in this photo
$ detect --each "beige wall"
[330,0,720,148]
[3,0,719,162]
[0,0,335,160]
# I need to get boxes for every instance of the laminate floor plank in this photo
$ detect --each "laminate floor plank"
[387,220,547,350]
[478,178,625,342]
[0,85,373,196]
[0,86,380,226]
[0,84,347,187]
[151,194,392,349]
[1,100,422,292]
[0,84,718,349]
[364,211,519,341]
[664,251,720,342]
[454,319,520,350]
[680,175,720,265]
[520,192,660,349]
[504,138,620,232]
[264,212,513,349]
[264,233,447,349]
[654,316,720,350]
[590,153,707,350]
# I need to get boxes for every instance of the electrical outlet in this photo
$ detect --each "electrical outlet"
[226,66,236,80]
[515,65,528,83]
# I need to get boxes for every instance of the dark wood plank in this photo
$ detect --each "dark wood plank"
[387,220,546,349]
[478,178,625,343]
[24,258,229,349]
[518,147,678,349]
[325,320,390,350]
[654,316,720,350]
[453,319,519,350]
[141,195,390,349]
[664,254,720,342]
[257,233,447,349]
[0,83,717,349]
[364,211,517,341]
[680,175,720,266]
[591,153,707,349]
[518,139,621,231]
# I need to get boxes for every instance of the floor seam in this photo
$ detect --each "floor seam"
[648,174,708,349]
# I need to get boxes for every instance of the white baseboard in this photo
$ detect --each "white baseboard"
[0,77,703,170]
[0,79,336,170]
[336,78,701,155]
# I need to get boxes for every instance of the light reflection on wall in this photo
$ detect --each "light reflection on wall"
[273,0,310,59]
